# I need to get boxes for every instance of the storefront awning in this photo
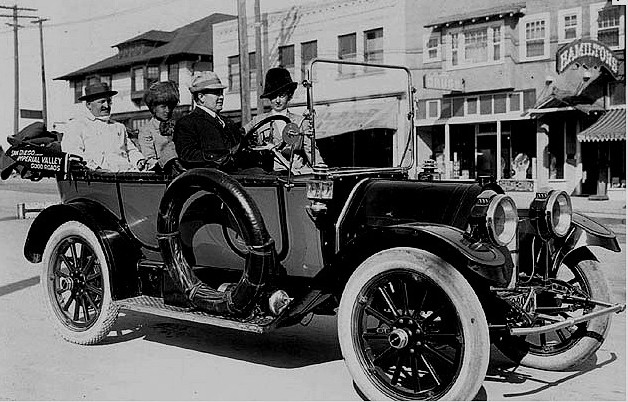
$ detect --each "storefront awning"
[314,98,398,139]
[578,108,626,142]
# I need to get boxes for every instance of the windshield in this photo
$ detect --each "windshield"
[303,59,415,171]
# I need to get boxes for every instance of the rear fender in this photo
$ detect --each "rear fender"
[317,223,512,292]
[25,201,141,300]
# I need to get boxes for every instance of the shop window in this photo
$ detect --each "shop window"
[450,125,476,179]
[423,31,441,63]
[453,98,464,117]
[168,63,179,84]
[278,45,295,77]
[131,67,144,92]
[480,95,492,114]
[520,13,550,61]
[467,97,477,114]
[447,23,503,68]
[416,100,426,120]
[591,3,623,49]
[523,89,536,110]
[427,100,439,118]
[364,28,384,67]
[558,8,582,43]
[228,55,240,92]
[301,40,317,81]
[338,33,357,75]
[441,98,452,118]
[73,79,84,103]
[494,94,507,114]
[509,93,521,111]
[609,81,626,106]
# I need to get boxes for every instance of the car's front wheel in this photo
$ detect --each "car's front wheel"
[41,221,119,345]
[338,247,489,400]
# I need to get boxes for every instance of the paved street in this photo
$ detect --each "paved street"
[0,178,625,400]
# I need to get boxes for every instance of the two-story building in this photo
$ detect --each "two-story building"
[55,13,235,136]
[415,0,625,197]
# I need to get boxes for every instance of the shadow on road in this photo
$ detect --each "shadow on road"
[0,275,40,297]
[103,309,343,368]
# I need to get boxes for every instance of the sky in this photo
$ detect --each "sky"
[0,0,312,149]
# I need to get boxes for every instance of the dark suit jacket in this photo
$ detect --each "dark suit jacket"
[173,107,242,170]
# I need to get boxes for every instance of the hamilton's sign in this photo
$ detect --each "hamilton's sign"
[556,39,619,78]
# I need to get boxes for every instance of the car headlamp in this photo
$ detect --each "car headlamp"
[470,190,518,246]
[530,189,572,239]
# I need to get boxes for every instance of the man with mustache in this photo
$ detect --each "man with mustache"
[174,71,242,170]
[61,82,146,171]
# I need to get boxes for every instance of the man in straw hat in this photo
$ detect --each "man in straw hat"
[244,67,321,174]
[174,71,242,170]
[61,82,147,171]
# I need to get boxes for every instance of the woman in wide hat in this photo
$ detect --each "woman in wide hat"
[244,67,321,174]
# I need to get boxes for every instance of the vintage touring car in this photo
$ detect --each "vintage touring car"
[3,59,625,400]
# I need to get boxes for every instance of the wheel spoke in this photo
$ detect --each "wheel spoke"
[424,333,462,349]
[412,288,428,320]
[80,294,90,322]
[86,271,102,283]
[423,343,455,366]
[365,305,394,326]
[62,291,76,312]
[60,254,74,273]
[373,345,396,366]
[422,306,446,324]
[85,283,103,297]
[400,280,409,315]
[378,286,400,318]
[84,291,98,312]
[81,254,95,274]
[73,297,80,321]
[411,353,421,393]
[420,354,442,386]
[391,354,404,385]
[363,331,389,341]
[69,242,80,272]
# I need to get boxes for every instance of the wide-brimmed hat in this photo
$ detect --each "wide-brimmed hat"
[260,67,298,99]
[189,71,226,93]
[78,82,118,102]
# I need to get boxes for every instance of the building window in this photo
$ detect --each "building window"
[424,31,441,63]
[278,45,295,77]
[558,8,582,43]
[547,123,565,180]
[520,13,550,61]
[446,23,503,68]
[427,100,439,118]
[248,52,257,91]
[132,67,144,92]
[146,66,160,88]
[168,63,179,84]
[609,81,626,106]
[228,55,240,92]
[301,40,317,81]
[73,79,84,103]
[591,3,624,49]
[467,97,477,114]
[508,93,521,111]
[364,28,384,65]
[338,32,357,75]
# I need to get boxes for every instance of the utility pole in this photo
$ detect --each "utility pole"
[254,0,264,116]
[31,18,49,127]
[0,5,38,135]
[237,0,251,124]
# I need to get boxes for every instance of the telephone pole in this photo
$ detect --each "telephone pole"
[254,0,264,116]
[0,5,38,135]
[31,18,49,126]
[237,0,251,124]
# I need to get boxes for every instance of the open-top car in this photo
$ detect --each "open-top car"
[3,59,625,401]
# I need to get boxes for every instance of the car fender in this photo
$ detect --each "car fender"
[318,223,513,291]
[570,212,621,252]
[24,200,141,300]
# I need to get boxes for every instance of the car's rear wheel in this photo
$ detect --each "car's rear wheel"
[41,221,119,345]
[495,258,611,371]
[338,247,489,400]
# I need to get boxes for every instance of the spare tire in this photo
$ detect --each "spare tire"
[157,168,276,316]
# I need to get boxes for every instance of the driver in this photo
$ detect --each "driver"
[173,71,242,170]
[244,67,321,174]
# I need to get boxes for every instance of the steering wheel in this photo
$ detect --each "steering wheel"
[241,114,304,174]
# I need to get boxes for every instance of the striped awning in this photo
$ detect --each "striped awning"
[578,108,626,142]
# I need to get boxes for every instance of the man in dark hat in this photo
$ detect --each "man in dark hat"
[244,67,321,174]
[174,71,242,170]
[61,82,147,171]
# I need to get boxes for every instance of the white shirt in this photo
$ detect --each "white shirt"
[61,108,144,171]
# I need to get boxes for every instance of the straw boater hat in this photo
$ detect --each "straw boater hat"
[189,71,226,93]
[260,67,298,99]
[78,82,118,102]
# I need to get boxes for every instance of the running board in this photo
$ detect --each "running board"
[117,295,276,333]
[510,303,626,336]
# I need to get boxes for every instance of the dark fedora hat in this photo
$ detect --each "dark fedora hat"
[78,82,118,102]
[260,67,298,99]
